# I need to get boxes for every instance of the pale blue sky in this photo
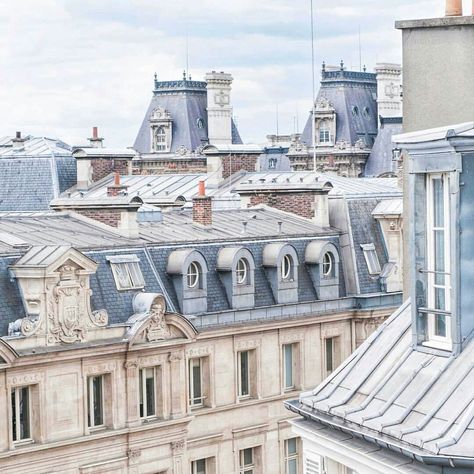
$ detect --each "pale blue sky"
[0,0,463,147]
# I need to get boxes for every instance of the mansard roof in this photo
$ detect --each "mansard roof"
[0,136,76,211]
[287,300,474,467]
[133,78,242,154]
[301,69,378,148]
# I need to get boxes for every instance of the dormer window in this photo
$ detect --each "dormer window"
[361,243,381,276]
[281,255,294,281]
[319,126,330,144]
[108,255,145,291]
[186,262,201,289]
[426,173,451,347]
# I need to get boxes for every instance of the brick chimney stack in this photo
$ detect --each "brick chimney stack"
[193,181,212,226]
[445,0,462,16]
[88,126,104,148]
[107,172,128,197]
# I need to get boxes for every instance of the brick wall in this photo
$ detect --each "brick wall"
[193,196,212,226]
[91,159,130,182]
[248,192,314,220]
[75,209,121,227]
[222,154,258,179]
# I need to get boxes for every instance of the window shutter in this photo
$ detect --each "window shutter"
[305,456,320,474]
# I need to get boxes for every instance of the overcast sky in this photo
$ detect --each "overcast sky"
[0,0,461,147]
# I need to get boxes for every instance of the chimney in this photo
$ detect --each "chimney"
[12,131,26,149]
[205,71,233,145]
[375,63,402,127]
[445,0,462,16]
[107,172,128,197]
[193,181,212,226]
[88,126,104,148]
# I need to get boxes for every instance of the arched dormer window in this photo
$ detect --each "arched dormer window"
[305,240,341,300]
[217,247,256,309]
[167,249,208,314]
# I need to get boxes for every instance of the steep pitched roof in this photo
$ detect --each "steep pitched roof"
[301,70,378,147]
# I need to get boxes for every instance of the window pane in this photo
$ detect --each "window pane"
[194,459,206,474]
[129,262,145,287]
[115,263,132,288]
[19,387,30,440]
[326,338,333,373]
[240,352,249,396]
[190,359,202,404]
[434,229,445,286]
[435,314,447,338]
[145,368,155,417]
[11,390,17,441]
[433,177,444,227]
[286,438,297,455]
[287,458,297,474]
[284,345,293,388]
[243,448,253,465]
[93,376,103,426]
[139,370,144,418]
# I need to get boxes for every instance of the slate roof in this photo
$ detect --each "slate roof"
[365,118,403,177]
[133,79,242,154]
[301,70,378,148]
[347,199,388,294]
[0,136,76,211]
[289,300,474,465]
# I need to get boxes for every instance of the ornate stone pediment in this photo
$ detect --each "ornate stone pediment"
[126,293,197,346]
[9,246,108,346]
[150,106,172,121]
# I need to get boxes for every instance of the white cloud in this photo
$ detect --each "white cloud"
[0,0,447,146]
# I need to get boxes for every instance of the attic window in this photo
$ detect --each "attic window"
[196,118,205,129]
[107,255,145,290]
[352,106,359,116]
[363,107,370,118]
[361,243,381,276]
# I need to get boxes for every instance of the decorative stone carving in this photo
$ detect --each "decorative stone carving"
[171,439,185,454]
[151,106,171,120]
[127,448,142,464]
[9,248,108,347]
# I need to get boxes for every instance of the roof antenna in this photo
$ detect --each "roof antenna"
[185,6,190,80]
[310,0,317,174]
[276,104,279,137]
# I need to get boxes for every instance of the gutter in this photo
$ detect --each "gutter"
[284,399,474,469]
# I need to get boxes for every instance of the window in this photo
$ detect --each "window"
[284,438,299,474]
[426,173,452,348]
[352,106,359,116]
[319,126,330,143]
[322,252,335,278]
[189,358,205,408]
[139,367,156,419]
[238,350,253,398]
[196,118,205,129]
[325,337,341,376]
[361,243,381,275]
[155,127,167,151]
[187,261,201,289]
[239,448,255,474]
[11,386,31,442]
[109,256,145,290]
[236,258,249,285]
[87,375,104,429]
[281,254,294,281]
[283,344,296,390]
[192,459,206,474]
[268,157,277,169]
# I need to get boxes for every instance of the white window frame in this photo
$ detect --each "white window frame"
[187,261,201,289]
[281,254,293,281]
[11,385,32,443]
[188,357,205,408]
[425,173,452,350]
[155,126,167,151]
[360,243,381,276]
[236,258,249,285]
[87,374,105,429]
[238,350,251,399]
[319,126,330,144]
[191,458,207,474]
[325,337,337,376]
[109,258,145,291]
[239,447,255,474]
[322,252,335,278]
[284,438,299,474]
[139,367,156,419]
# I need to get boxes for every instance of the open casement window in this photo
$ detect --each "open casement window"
[424,173,452,350]
[324,336,341,377]
[108,255,145,290]
[360,243,381,276]
[87,375,104,429]
[186,261,202,289]
[11,386,32,443]
[139,367,161,420]
[188,357,210,409]
[282,343,299,391]
[322,252,336,279]
[281,254,295,282]
[237,350,257,400]
[284,438,299,474]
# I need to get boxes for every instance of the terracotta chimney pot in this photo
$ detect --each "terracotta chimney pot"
[114,171,121,186]
[445,0,462,16]
[92,126,98,139]
[198,180,206,196]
